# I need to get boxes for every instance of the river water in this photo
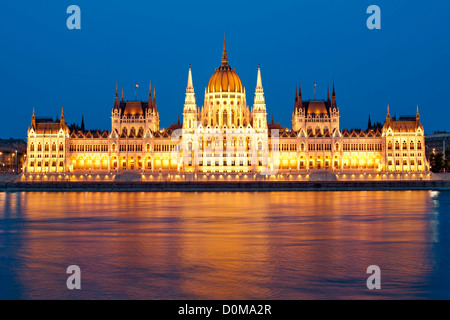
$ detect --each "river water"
[0,191,449,299]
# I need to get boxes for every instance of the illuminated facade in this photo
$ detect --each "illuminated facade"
[24,40,429,180]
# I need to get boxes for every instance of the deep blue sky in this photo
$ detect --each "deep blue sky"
[1,1,449,139]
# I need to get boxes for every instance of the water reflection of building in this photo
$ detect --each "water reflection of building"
[23,39,429,180]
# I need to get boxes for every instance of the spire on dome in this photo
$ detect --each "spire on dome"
[222,35,228,65]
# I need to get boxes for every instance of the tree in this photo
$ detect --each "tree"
[430,152,445,173]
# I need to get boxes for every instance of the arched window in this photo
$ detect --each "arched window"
[335,143,339,151]
[402,141,407,149]
[45,143,49,152]
[38,143,42,152]
[395,141,400,150]
[59,143,64,151]
[315,127,320,135]
[52,142,56,152]
[112,144,116,152]
[301,143,305,151]
[223,110,228,126]
[307,127,313,135]
[30,143,35,152]
[388,141,392,150]
[417,141,422,150]
[146,144,150,152]
[410,141,415,149]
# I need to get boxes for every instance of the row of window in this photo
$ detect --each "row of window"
[30,142,64,152]
[387,141,422,150]
[69,145,109,152]
[388,159,423,166]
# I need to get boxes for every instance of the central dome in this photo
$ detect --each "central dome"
[207,39,243,93]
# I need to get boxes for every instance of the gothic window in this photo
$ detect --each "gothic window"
[30,143,35,152]
[410,141,415,149]
[335,143,339,151]
[59,143,64,151]
[223,110,228,126]
[417,141,422,150]
[45,143,49,152]
[388,141,392,150]
[52,143,56,152]
[395,141,400,150]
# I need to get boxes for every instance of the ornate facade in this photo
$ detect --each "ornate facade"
[24,40,429,181]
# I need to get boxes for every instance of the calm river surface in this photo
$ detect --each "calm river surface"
[0,191,449,299]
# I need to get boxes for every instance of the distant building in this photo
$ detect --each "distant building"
[425,131,450,159]
[0,138,27,173]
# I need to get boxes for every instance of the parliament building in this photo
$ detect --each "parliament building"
[24,40,429,181]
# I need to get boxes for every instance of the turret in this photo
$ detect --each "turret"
[252,64,267,130]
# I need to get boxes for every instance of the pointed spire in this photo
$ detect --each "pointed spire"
[81,115,85,131]
[256,64,262,89]
[153,87,157,112]
[148,81,152,103]
[61,106,65,122]
[416,105,420,119]
[386,104,391,121]
[222,35,228,65]
[331,81,337,108]
[327,86,330,102]
[114,83,120,109]
[297,81,303,110]
[187,64,194,92]
[31,107,36,128]
[121,88,124,102]
[368,114,371,129]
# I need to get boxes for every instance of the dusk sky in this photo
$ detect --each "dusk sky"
[1,1,449,139]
